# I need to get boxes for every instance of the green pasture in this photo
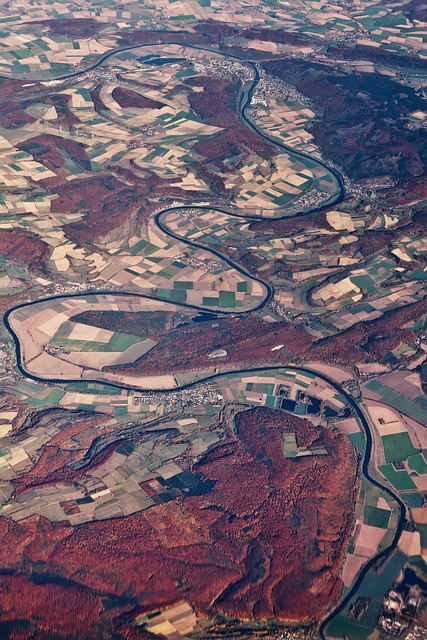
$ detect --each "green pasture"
[364,505,390,529]
[408,453,427,475]
[379,464,416,490]
[382,432,420,463]
[50,331,143,353]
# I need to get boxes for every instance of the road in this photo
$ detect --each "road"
[2,43,403,639]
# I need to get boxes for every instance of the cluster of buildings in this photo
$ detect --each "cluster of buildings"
[405,624,427,640]
[127,135,158,149]
[146,9,167,30]
[269,298,291,320]
[0,345,16,384]
[133,382,223,411]
[175,252,223,273]
[295,187,327,211]
[191,58,254,82]
[378,588,422,637]
[251,70,314,110]
[73,64,133,87]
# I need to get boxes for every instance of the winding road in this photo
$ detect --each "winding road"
[2,41,404,639]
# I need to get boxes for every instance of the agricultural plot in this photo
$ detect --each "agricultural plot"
[382,433,420,464]
[363,398,427,574]
[319,280,426,332]
[0,399,222,524]
[135,602,198,640]
[0,2,425,637]
[0,365,356,526]
[9,290,274,389]
[281,432,327,458]
[327,550,407,640]
[0,0,423,83]
[160,206,370,324]
[98,215,264,311]
[82,45,337,215]
[379,464,417,491]
[340,474,399,596]
[217,369,353,424]
[364,379,427,426]
[162,208,425,330]
[313,253,409,308]
[0,31,112,79]
[0,38,340,243]
[247,79,319,154]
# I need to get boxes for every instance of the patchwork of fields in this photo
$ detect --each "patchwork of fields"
[0,1,426,638]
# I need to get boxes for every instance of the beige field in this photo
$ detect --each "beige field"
[342,554,368,588]
[354,522,387,555]
[67,323,114,343]
[366,403,407,436]
[335,418,360,436]
[410,508,427,525]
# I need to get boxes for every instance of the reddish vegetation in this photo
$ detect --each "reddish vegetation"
[73,312,314,375]
[327,42,427,71]
[400,0,427,21]
[0,574,105,639]
[382,174,427,207]
[77,294,427,374]
[249,207,426,261]
[75,309,181,342]
[0,292,30,319]
[91,84,108,116]
[12,412,115,496]
[51,171,206,242]
[0,79,38,128]
[53,174,151,241]
[311,297,427,365]
[357,229,395,258]
[0,572,147,640]
[0,407,357,637]
[196,407,357,619]
[249,210,329,234]
[40,93,81,126]
[112,86,165,110]
[193,21,239,43]
[34,18,103,38]
[187,76,275,161]
[18,134,91,177]
[122,22,237,48]
[262,58,427,193]
[0,229,49,275]
[184,74,276,195]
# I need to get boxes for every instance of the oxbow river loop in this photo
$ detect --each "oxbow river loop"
[2,43,402,638]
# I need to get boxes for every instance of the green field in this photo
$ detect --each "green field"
[379,464,417,491]
[50,331,144,353]
[364,505,390,529]
[403,492,424,508]
[382,432,420,463]
[417,524,427,548]
[408,453,427,475]
[348,431,366,454]
[364,380,427,425]
[328,548,408,640]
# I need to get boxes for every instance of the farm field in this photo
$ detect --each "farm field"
[0,1,426,639]
[0,366,359,524]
